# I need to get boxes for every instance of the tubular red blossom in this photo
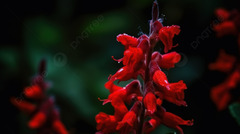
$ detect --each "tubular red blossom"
[214,21,238,37]
[52,120,69,134]
[211,83,232,111]
[116,111,137,130]
[209,50,236,73]
[155,80,187,107]
[28,112,46,129]
[144,92,157,114]
[24,85,43,99]
[158,25,181,53]
[112,97,128,119]
[104,79,122,93]
[160,52,181,69]
[102,80,142,105]
[10,98,36,114]
[152,51,181,69]
[95,112,118,133]
[117,33,138,49]
[153,70,169,87]
[122,47,143,70]
[110,66,135,82]
[215,8,230,21]
[211,70,240,110]
[162,112,193,134]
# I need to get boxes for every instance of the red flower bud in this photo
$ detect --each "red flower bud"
[144,92,157,114]
[28,112,46,129]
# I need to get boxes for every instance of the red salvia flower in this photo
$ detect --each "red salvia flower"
[96,1,193,133]
[11,60,68,134]
[210,8,240,111]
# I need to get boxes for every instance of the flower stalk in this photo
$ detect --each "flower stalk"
[96,1,193,134]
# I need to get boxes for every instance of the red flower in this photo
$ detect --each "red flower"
[213,8,239,37]
[144,91,157,115]
[116,111,137,132]
[10,98,36,114]
[52,120,69,134]
[24,85,44,99]
[11,60,68,134]
[210,8,240,111]
[153,70,187,106]
[29,112,46,129]
[162,112,193,134]
[117,33,138,49]
[214,21,237,37]
[209,50,236,73]
[158,25,181,53]
[210,70,240,110]
[96,1,192,133]
[95,112,118,133]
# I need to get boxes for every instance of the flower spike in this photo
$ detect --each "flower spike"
[11,60,68,134]
[96,1,192,133]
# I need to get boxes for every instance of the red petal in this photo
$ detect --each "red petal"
[112,97,128,119]
[214,21,237,37]
[168,80,187,92]
[52,120,68,134]
[103,89,126,105]
[156,98,162,106]
[153,70,169,87]
[117,33,138,48]
[11,97,36,114]
[160,52,181,69]
[210,71,240,110]
[209,50,236,73]
[164,80,187,106]
[24,85,43,99]
[116,111,137,130]
[162,112,193,134]
[144,92,157,114]
[104,80,122,93]
[159,25,180,53]
[95,112,118,133]
[123,47,143,68]
[28,112,46,129]
[110,65,141,82]
[215,8,230,21]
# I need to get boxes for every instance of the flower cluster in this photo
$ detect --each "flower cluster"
[11,60,68,134]
[96,1,193,134]
[209,8,240,111]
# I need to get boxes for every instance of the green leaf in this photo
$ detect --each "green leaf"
[229,102,240,126]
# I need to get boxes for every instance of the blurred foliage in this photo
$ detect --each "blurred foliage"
[229,103,240,126]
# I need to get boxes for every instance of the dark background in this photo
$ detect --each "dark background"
[1,0,240,133]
